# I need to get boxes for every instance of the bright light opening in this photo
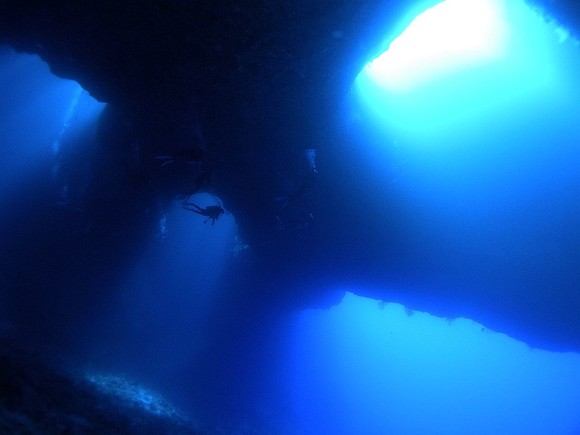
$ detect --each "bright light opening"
[354,0,558,136]
[289,292,580,433]
[366,0,509,92]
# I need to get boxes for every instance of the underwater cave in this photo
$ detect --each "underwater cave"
[0,0,580,433]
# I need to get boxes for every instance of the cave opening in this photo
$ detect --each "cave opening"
[287,0,580,432]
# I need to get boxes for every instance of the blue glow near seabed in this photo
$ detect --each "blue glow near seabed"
[289,292,580,434]
[95,194,239,378]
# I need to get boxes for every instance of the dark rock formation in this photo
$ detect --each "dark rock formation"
[0,0,413,244]
[0,339,197,434]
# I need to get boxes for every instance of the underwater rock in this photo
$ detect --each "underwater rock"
[0,339,198,434]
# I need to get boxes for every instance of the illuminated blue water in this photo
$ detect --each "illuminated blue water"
[288,0,580,433]
[290,292,580,434]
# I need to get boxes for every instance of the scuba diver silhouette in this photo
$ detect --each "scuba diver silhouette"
[182,199,224,224]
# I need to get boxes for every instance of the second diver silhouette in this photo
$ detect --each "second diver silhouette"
[277,148,319,212]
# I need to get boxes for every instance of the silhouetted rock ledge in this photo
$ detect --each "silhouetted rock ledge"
[0,340,198,434]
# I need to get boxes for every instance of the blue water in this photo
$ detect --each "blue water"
[290,292,580,434]
[1,0,580,432]
[286,1,580,432]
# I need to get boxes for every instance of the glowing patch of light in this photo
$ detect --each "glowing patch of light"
[102,194,241,372]
[354,0,558,136]
[151,194,238,297]
[289,292,580,433]
[366,0,508,92]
